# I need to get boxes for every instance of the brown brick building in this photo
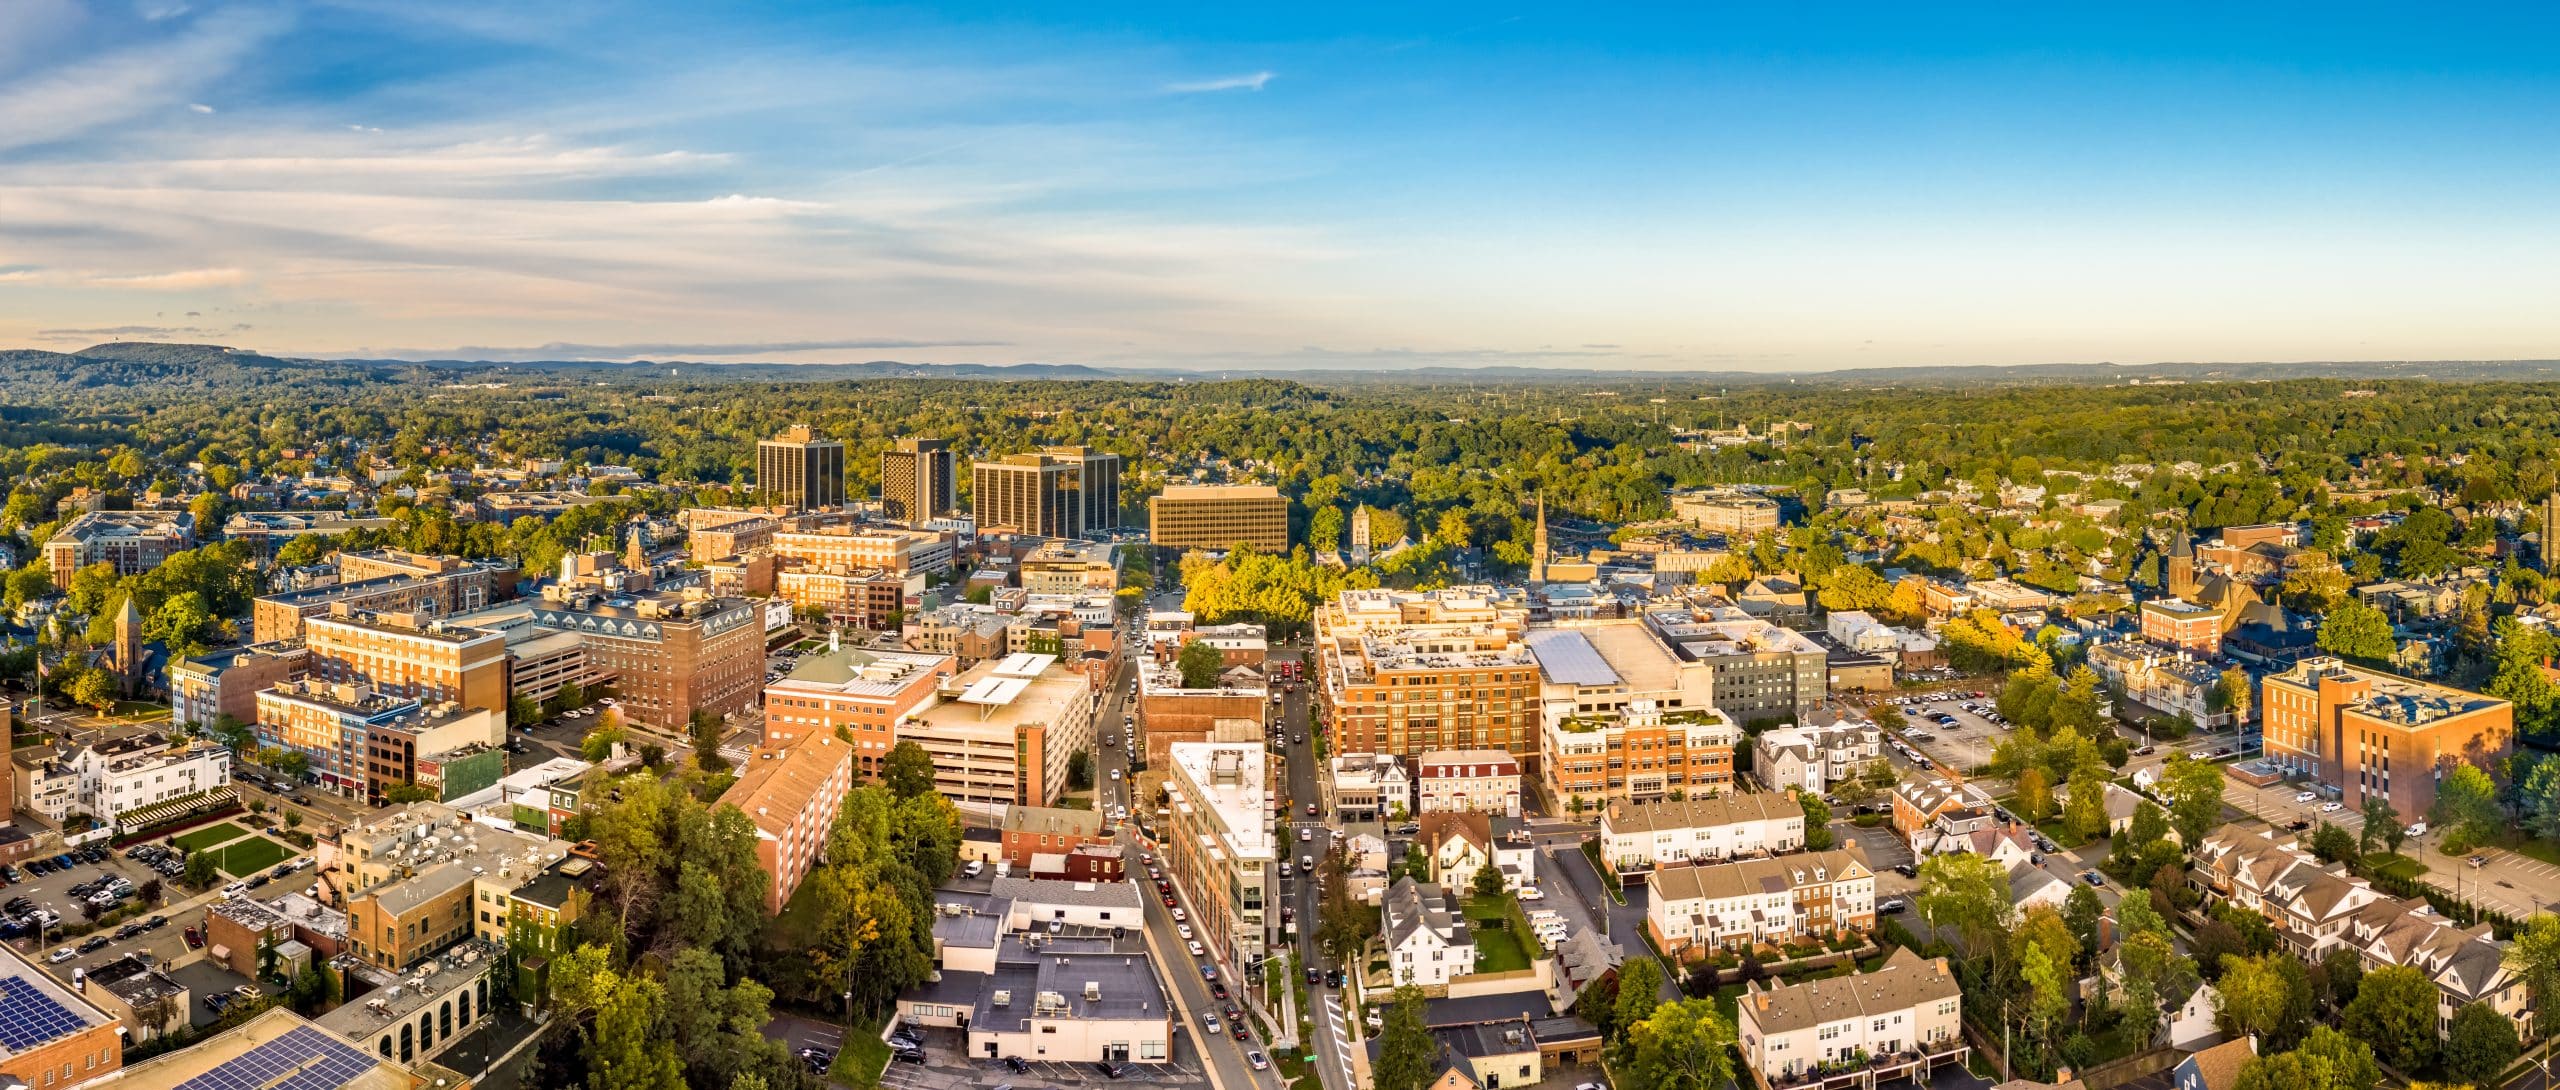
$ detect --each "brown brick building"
[1148,485,1288,553]
[997,805,1110,868]
[760,646,953,779]
[305,606,511,719]
[527,588,765,731]
[2262,656,2513,819]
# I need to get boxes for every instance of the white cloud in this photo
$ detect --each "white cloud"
[84,267,248,290]
[1166,71,1273,94]
[187,102,213,114]
[0,6,285,152]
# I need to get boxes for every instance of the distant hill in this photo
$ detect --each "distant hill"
[361,356,1124,382]
[10,340,2560,394]
[0,342,385,397]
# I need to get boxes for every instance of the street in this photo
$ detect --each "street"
[1098,582,1286,1090]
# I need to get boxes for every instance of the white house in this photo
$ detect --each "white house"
[1751,723,1880,795]
[1383,877,1477,988]
[1597,792,1806,872]
[1415,749,1523,816]
[1736,947,1967,1086]
[1417,812,1535,894]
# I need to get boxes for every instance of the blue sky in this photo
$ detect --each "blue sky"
[5,2,2560,370]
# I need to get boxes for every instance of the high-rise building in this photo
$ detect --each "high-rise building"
[757,425,846,511]
[880,437,956,525]
[2544,491,2559,572]
[1148,485,1288,552]
[972,446,1122,537]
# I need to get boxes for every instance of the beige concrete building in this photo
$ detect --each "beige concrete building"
[898,652,1096,811]
[43,509,193,577]
[1645,846,1874,958]
[1164,742,1275,968]
[1598,792,1805,872]
[1671,490,1781,536]
[1149,485,1288,552]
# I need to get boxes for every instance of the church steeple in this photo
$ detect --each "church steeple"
[1530,492,1549,585]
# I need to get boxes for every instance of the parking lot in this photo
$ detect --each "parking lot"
[1877,691,2005,775]
[1839,822,1918,896]
[2218,772,2560,921]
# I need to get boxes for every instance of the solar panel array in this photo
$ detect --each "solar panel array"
[0,977,91,1052]
[173,1025,378,1090]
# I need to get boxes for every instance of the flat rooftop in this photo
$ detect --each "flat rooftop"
[112,1008,434,1090]
[772,646,954,698]
[1166,743,1272,860]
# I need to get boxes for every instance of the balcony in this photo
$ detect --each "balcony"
[1767,1042,1969,1090]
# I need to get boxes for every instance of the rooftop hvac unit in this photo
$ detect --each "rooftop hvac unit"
[1082,981,1100,1000]
[991,990,1011,1007]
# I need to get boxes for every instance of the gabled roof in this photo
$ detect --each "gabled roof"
[1741,946,1957,1034]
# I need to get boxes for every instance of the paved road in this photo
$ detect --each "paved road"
[1102,587,1284,1090]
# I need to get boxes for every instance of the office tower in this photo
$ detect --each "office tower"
[880,437,957,525]
[971,446,1121,537]
[757,425,846,511]
[1148,485,1288,552]
[2545,491,2559,572]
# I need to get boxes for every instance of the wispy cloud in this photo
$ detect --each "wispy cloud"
[0,5,286,152]
[1166,71,1272,94]
[84,267,249,290]
[186,102,213,114]
[35,322,249,339]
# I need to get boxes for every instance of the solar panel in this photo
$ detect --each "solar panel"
[173,1025,378,1090]
[0,977,90,1052]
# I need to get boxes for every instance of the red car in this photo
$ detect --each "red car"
[1162,893,1176,907]
[182,925,204,949]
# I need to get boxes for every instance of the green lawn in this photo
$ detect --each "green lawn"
[1463,903,1533,974]
[2514,839,2560,868]
[209,836,293,877]
[2367,852,2428,881]
[828,1011,891,1088]
[172,822,250,853]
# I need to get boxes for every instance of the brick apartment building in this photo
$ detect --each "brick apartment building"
[2262,656,2513,819]
[760,646,953,780]
[526,588,764,731]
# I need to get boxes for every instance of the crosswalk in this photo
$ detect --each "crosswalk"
[1321,994,1356,1087]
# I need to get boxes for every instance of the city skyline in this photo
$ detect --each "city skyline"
[7,4,2560,371]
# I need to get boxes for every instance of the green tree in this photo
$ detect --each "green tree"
[1612,956,1665,1051]
[2013,766,2056,824]
[2062,884,2105,962]
[2444,1000,2521,1086]
[1372,986,1436,1090]
[1176,638,1226,689]
[1621,998,1737,1090]
[2,566,54,611]
[2296,1025,2382,1090]
[1066,749,1092,790]
[2323,947,2364,1012]
[2062,767,2108,844]
[2214,954,2292,1042]
[1915,853,2014,964]
[182,850,218,890]
[2317,598,2398,662]
[70,668,118,713]
[2159,754,2226,847]
[2309,820,2359,865]
[1316,850,1378,965]
[2125,798,2171,847]
[381,781,436,804]
[882,740,936,798]
[2503,913,2560,1029]
[2430,763,2503,853]
[1796,790,1833,851]
[581,723,628,763]
[1470,856,1505,904]
[2019,941,2070,1048]
[2360,796,2405,856]
[2341,964,2439,1071]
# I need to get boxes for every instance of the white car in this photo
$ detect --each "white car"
[46,948,72,964]
[1110,769,1123,781]
[1172,907,1187,922]
[2294,791,2317,803]
[1299,827,1312,842]
[1177,924,1194,939]
[1187,940,1206,957]
[2319,801,2342,813]
[2407,821,2428,838]
[1516,886,1544,902]
[963,860,984,878]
